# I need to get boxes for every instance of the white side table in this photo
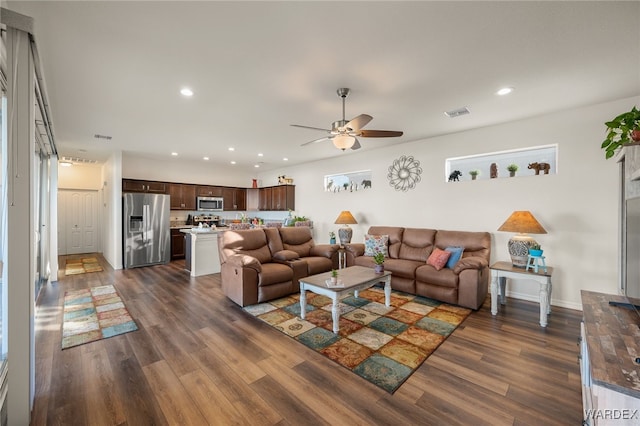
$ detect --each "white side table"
[490,261,554,327]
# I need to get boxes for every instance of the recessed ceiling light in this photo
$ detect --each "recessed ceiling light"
[258,153,263,157]
[230,161,236,165]
[171,152,178,156]
[60,161,73,167]
[203,156,209,161]
[254,164,260,168]
[180,88,194,97]
[496,87,514,96]
[283,157,288,161]
[228,147,235,151]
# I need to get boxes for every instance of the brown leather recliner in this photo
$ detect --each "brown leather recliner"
[218,227,340,307]
[346,226,491,310]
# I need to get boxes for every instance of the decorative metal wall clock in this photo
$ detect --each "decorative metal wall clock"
[387,155,422,191]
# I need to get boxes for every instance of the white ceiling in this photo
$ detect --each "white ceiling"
[5,1,640,172]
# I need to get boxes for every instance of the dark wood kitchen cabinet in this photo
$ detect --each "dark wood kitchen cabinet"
[223,187,246,211]
[171,229,186,260]
[169,183,196,210]
[272,185,295,211]
[122,179,168,194]
[258,185,294,211]
[196,185,223,197]
[258,187,273,210]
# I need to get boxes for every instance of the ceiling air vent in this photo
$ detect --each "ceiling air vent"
[94,134,112,140]
[444,106,470,118]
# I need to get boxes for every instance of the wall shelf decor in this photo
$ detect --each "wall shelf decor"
[324,170,372,193]
[445,144,557,182]
[388,155,422,191]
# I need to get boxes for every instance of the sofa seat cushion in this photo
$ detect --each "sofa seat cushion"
[415,265,458,288]
[354,256,423,280]
[258,263,293,287]
[305,256,334,275]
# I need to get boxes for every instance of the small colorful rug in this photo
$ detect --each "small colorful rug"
[64,257,103,275]
[61,284,138,349]
[244,286,471,393]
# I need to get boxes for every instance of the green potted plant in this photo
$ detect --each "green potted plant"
[330,269,338,285]
[601,106,640,159]
[507,163,519,177]
[469,170,480,180]
[529,242,543,257]
[373,252,385,273]
[329,231,336,244]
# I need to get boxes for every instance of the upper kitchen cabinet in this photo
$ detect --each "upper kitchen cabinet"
[122,179,168,194]
[258,185,295,211]
[222,187,246,211]
[169,183,196,210]
[258,187,272,211]
[196,185,223,197]
[272,185,295,211]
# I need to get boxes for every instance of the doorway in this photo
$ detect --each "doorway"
[58,190,99,255]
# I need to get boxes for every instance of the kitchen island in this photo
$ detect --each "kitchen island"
[180,228,223,277]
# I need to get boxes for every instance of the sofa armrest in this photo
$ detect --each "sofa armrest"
[344,243,365,257]
[273,250,300,261]
[453,256,488,274]
[226,254,262,273]
[310,244,340,259]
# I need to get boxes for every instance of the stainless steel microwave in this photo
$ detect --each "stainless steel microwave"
[197,196,224,211]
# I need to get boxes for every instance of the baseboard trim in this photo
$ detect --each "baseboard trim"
[504,290,583,311]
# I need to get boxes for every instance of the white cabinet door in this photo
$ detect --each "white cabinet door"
[58,190,98,255]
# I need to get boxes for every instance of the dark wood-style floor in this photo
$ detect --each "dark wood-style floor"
[31,254,584,425]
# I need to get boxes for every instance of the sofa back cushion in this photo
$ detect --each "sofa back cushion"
[435,230,491,261]
[218,229,273,264]
[399,228,437,262]
[278,226,314,257]
[265,227,284,254]
[367,226,404,259]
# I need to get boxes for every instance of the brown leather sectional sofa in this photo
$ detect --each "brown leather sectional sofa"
[218,226,340,306]
[345,226,491,309]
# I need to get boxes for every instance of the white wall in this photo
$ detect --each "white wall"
[57,163,102,189]
[101,151,122,269]
[257,96,640,310]
[122,154,252,187]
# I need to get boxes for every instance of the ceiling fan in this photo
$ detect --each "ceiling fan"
[291,88,403,151]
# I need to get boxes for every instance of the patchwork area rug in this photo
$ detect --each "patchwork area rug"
[244,286,471,393]
[62,284,138,349]
[64,257,103,275]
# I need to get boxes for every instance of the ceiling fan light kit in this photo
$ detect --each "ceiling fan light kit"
[292,88,403,151]
[333,134,356,150]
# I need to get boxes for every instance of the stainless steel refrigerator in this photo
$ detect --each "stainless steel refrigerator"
[123,193,170,268]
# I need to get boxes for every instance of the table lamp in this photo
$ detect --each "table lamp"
[334,211,357,245]
[497,210,547,267]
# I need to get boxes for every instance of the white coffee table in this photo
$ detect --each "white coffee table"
[299,266,392,333]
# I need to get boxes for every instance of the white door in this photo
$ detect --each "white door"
[58,190,98,255]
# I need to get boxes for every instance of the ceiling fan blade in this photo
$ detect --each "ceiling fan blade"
[346,114,373,131]
[359,130,404,138]
[301,136,332,146]
[351,138,361,150]
[291,124,331,132]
